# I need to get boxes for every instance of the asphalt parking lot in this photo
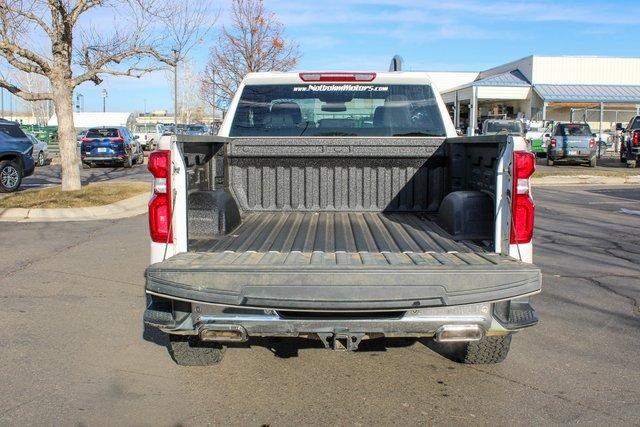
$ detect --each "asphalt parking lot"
[20,161,150,191]
[1,185,639,425]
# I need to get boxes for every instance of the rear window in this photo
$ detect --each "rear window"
[229,84,446,137]
[630,117,640,129]
[484,121,524,134]
[0,123,27,138]
[556,124,591,137]
[86,128,120,138]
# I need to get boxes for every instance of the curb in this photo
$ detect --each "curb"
[0,193,148,222]
[532,174,640,186]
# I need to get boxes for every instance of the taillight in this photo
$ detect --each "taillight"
[589,138,596,149]
[148,150,172,243]
[633,131,640,146]
[299,72,376,82]
[510,151,535,245]
[549,138,557,148]
[112,137,124,143]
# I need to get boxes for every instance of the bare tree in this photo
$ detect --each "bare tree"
[0,0,215,191]
[10,70,51,125]
[201,0,300,105]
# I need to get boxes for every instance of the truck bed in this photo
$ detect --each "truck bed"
[146,212,541,310]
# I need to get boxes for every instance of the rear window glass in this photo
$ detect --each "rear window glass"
[484,121,524,134]
[0,123,27,138]
[556,124,591,136]
[86,128,120,138]
[630,117,640,129]
[230,84,446,137]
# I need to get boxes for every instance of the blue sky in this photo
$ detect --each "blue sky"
[71,0,640,112]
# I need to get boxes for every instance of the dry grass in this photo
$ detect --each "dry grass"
[0,181,150,209]
[533,168,640,178]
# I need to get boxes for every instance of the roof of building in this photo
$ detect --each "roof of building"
[534,84,640,103]
[48,112,133,128]
[474,70,530,87]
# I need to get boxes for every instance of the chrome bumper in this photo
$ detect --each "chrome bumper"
[144,293,538,348]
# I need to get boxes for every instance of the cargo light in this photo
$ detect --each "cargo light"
[148,150,172,243]
[510,151,536,245]
[299,72,376,82]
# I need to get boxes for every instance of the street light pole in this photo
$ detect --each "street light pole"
[101,89,107,112]
[173,49,178,128]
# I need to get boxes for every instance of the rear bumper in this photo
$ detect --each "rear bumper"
[82,155,125,162]
[144,293,538,341]
[548,149,595,161]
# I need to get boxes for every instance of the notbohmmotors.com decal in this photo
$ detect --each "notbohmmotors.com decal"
[293,84,389,92]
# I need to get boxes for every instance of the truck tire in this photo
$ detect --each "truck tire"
[546,158,554,166]
[627,160,637,168]
[432,335,512,364]
[589,156,597,167]
[168,334,225,366]
[123,156,132,168]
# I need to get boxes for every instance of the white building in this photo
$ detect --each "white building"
[434,56,640,135]
[48,112,135,129]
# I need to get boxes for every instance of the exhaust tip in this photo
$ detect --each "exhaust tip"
[199,324,247,342]
[434,325,483,343]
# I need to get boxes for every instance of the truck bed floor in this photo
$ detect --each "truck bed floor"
[189,212,484,254]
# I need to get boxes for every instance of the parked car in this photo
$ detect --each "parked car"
[143,71,541,366]
[482,119,526,137]
[0,119,35,192]
[80,126,144,168]
[620,115,640,168]
[546,122,598,167]
[526,121,553,157]
[27,134,49,167]
[132,124,157,150]
[76,129,87,146]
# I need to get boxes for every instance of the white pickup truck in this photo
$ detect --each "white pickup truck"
[143,71,540,366]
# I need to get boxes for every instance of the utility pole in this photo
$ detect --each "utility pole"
[173,49,178,128]
[211,69,216,127]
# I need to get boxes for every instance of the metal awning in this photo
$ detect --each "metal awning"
[474,70,530,87]
[534,84,640,103]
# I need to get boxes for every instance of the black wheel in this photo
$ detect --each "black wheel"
[135,152,144,165]
[168,334,225,366]
[37,151,46,167]
[628,160,637,168]
[437,335,512,364]
[123,156,132,168]
[589,156,597,167]
[0,160,23,193]
[82,162,91,169]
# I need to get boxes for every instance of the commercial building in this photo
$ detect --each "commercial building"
[432,56,640,135]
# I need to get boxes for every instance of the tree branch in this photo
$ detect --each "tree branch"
[0,41,51,74]
[1,2,55,37]
[0,77,51,101]
[69,0,101,25]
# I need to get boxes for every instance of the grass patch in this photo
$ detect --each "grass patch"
[0,181,150,209]
[534,168,640,178]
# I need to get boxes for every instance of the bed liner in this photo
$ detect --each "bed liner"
[146,212,541,310]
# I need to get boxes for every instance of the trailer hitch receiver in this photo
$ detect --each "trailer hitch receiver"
[317,332,365,351]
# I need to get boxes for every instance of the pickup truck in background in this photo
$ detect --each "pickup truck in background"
[143,72,541,366]
[620,115,640,167]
